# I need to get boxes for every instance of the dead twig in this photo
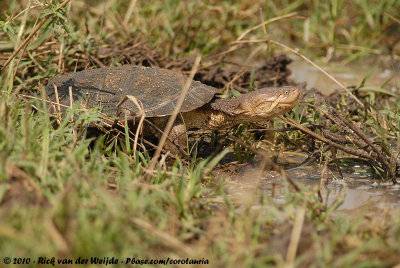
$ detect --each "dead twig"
[278,116,374,160]
[310,102,393,179]
[280,115,396,182]
[327,107,394,180]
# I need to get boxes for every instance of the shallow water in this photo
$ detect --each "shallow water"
[225,161,400,216]
[289,58,399,95]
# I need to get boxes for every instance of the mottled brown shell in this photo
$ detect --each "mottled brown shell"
[45,66,219,118]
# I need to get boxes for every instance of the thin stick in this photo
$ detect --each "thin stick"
[11,4,40,21]
[327,108,394,180]
[1,0,72,70]
[278,116,373,160]
[146,55,201,175]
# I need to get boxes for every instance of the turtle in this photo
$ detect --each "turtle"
[45,65,300,154]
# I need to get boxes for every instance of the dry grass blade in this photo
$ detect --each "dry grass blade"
[28,51,46,72]
[131,217,194,256]
[68,86,74,119]
[68,86,77,137]
[146,55,201,175]
[123,0,137,26]
[24,103,30,153]
[53,84,61,113]
[285,207,306,268]
[16,0,32,45]
[213,12,299,60]
[45,219,70,254]
[236,12,298,41]
[1,0,72,70]
[144,119,189,157]
[116,95,146,159]
[52,84,62,124]
[385,12,400,24]
[58,40,64,73]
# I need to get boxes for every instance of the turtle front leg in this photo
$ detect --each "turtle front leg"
[163,123,188,156]
[143,118,189,157]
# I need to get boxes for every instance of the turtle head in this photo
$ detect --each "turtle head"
[212,86,300,118]
[210,86,300,127]
[241,86,300,118]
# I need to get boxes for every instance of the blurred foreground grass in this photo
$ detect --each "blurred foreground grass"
[1,0,400,266]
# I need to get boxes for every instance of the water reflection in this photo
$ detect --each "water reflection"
[225,162,400,216]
